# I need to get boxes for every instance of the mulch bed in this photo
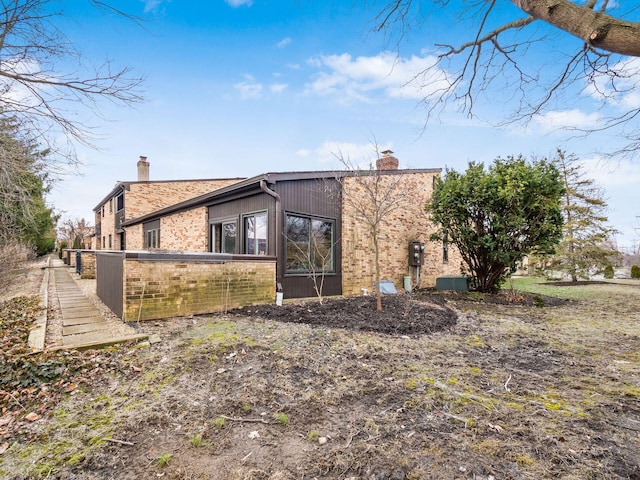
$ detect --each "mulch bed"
[231,293,459,336]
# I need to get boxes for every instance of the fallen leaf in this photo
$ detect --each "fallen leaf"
[24,412,40,422]
[0,443,8,455]
[0,416,12,427]
[64,383,77,393]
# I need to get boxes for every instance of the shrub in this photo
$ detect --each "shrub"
[58,240,68,259]
[604,264,614,279]
[632,265,640,279]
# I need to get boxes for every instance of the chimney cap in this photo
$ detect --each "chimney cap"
[381,149,394,156]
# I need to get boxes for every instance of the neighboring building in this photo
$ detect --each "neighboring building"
[93,156,245,251]
[120,152,462,299]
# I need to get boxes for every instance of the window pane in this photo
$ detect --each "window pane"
[286,215,309,271]
[222,222,236,254]
[311,219,333,270]
[245,213,267,255]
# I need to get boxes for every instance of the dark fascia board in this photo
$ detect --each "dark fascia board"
[93,182,127,212]
[92,177,245,212]
[121,168,442,227]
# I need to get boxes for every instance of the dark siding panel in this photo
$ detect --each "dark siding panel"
[276,179,341,218]
[96,252,124,319]
[275,179,343,299]
[282,274,342,299]
[208,193,276,256]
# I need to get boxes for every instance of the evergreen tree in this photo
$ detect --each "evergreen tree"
[428,156,564,292]
[548,150,619,281]
[0,119,56,255]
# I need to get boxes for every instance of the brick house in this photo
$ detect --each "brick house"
[119,152,462,299]
[93,156,244,251]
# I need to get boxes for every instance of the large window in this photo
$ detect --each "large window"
[210,219,237,254]
[116,193,124,212]
[244,212,267,255]
[285,213,334,273]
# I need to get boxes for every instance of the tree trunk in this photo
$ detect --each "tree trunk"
[512,0,640,57]
[373,231,382,311]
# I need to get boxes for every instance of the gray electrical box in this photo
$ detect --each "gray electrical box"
[436,275,471,292]
[409,241,424,266]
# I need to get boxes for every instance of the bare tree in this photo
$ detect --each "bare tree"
[373,1,640,158]
[0,0,143,161]
[336,145,426,311]
[58,216,93,249]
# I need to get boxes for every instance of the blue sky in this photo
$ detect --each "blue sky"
[48,0,639,251]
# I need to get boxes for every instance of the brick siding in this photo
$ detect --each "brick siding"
[122,257,276,321]
[160,207,208,252]
[79,251,96,279]
[126,224,144,250]
[125,179,240,219]
[341,171,463,295]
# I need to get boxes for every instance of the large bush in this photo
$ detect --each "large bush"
[604,264,614,279]
[428,156,564,292]
[632,265,640,279]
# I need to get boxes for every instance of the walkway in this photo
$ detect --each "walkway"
[50,259,147,351]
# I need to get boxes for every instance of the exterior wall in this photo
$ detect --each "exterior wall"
[126,224,144,250]
[160,207,209,252]
[79,251,96,279]
[94,179,242,252]
[341,171,463,296]
[98,201,117,250]
[125,179,240,219]
[122,255,276,321]
[68,250,77,268]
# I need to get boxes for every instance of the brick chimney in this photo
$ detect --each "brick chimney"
[376,150,399,170]
[137,156,149,181]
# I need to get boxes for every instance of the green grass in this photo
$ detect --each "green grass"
[506,276,628,300]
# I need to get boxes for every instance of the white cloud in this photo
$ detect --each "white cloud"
[276,37,292,48]
[234,75,262,99]
[581,156,640,188]
[0,57,55,107]
[226,0,253,7]
[305,51,448,103]
[583,57,640,110]
[270,83,288,93]
[141,0,167,13]
[296,148,311,157]
[530,109,602,134]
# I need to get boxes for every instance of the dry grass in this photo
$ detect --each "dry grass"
[1,276,639,479]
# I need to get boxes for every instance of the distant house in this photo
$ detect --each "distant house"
[92,156,244,251]
[118,152,462,299]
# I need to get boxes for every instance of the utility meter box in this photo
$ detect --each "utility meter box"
[409,241,425,267]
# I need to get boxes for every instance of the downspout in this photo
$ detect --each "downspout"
[260,179,282,293]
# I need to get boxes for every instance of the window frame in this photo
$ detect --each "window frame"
[116,193,124,212]
[284,212,336,275]
[209,217,238,254]
[145,228,160,249]
[242,211,268,255]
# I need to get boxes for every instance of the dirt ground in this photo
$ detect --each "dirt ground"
[1,261,639,479]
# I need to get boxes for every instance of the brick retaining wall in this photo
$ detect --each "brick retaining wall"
[117,252,276,322]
